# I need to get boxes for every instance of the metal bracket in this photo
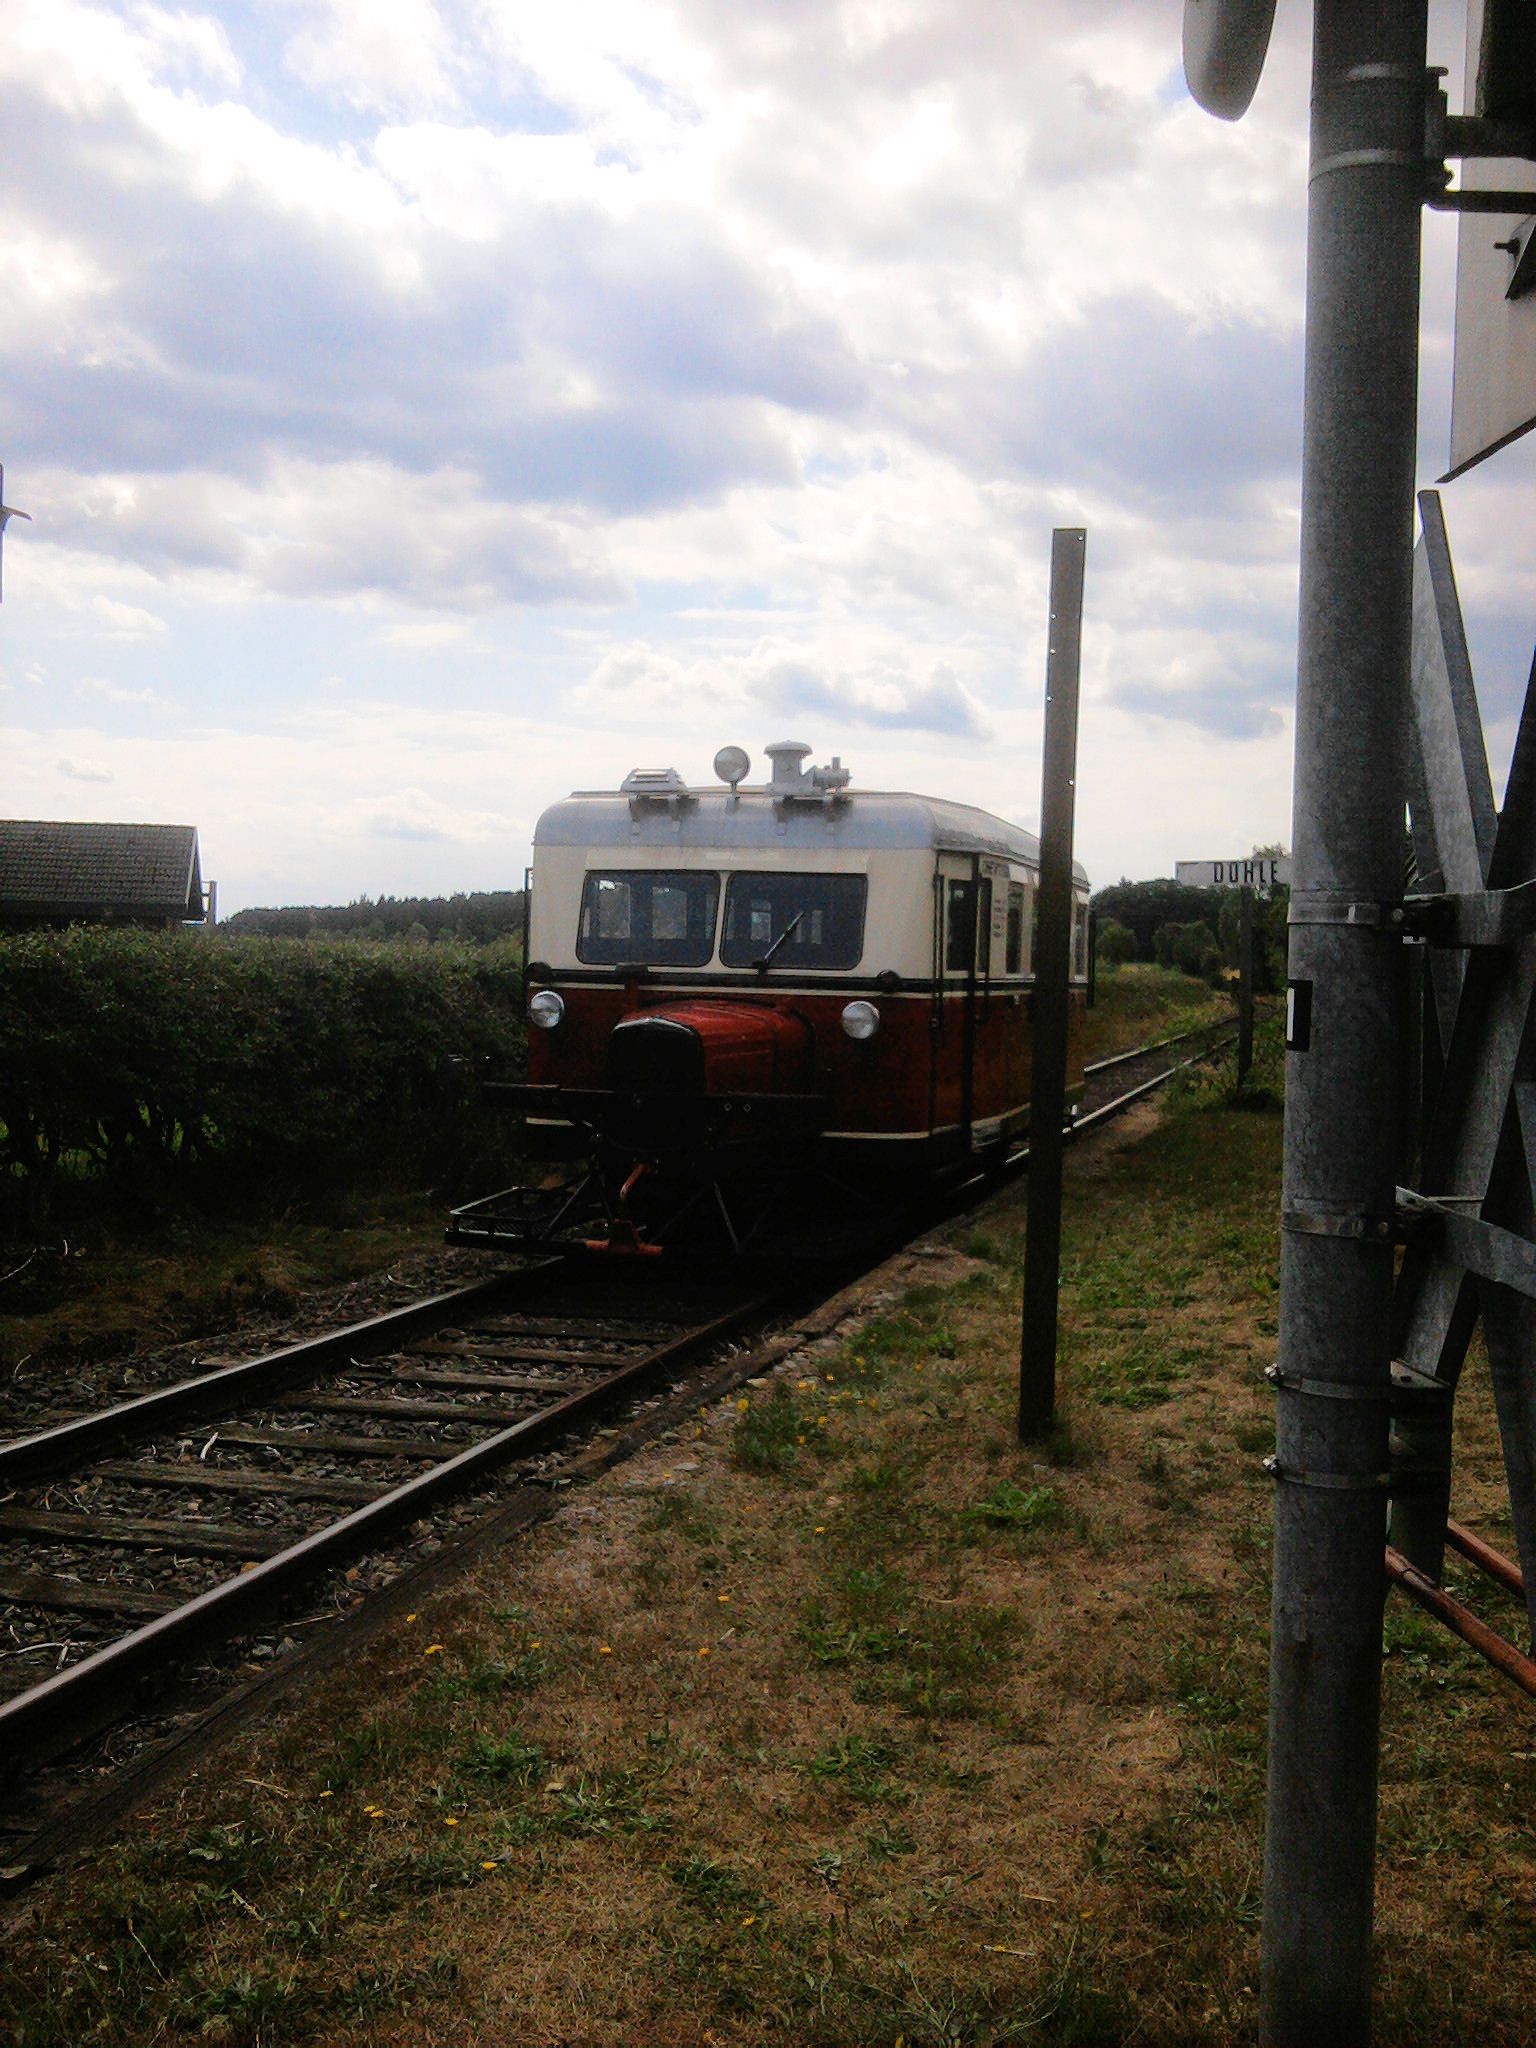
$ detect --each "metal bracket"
[1265,1458,1392,1493]
[1429,189,1536,213]
[1287,893,1406,930]
[1264,1456,1444,1497]
[1424,72,1536,210]
[1282,1205,1397,1242]
[1401,879,1536,946]
[1396,1187,1536,1302]
[1266,1365,1392,1404]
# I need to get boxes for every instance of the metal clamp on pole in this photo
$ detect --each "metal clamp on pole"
[1264,1457,1393,1493]
[1264,1455,1444,1498]
[1266,1365,1392,1404]
[1281,1203,1397,1241]
[1287,890,1407,930]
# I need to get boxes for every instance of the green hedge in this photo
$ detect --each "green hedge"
[0,930,526,1229]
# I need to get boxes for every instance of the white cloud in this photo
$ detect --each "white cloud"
[80,676,163,704]
[89,593,169,637]
[273,0,461,117]
[56,754,114,782]
[0,0,1504,916]
[129,5,242,89]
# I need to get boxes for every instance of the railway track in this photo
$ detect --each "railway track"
[0,1014,1235,1881]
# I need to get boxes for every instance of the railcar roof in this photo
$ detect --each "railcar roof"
[535,788,1087,884]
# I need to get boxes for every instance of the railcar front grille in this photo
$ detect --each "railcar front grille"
[607,1016,704,1095]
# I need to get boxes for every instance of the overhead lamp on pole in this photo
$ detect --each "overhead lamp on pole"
[1182,0,1279,121]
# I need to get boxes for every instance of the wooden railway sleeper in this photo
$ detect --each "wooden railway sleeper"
[0,1572,180,1620]
[268,1392,536,1427]
[0,1507,282,1561]
[88,1462,378,1503]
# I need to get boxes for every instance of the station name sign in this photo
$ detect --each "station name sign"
[1176,856,1291,890]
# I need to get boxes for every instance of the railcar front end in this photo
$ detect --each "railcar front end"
[448,742,1090,1256]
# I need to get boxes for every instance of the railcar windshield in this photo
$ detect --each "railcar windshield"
[720,872,867,971]
[577,870,719,966]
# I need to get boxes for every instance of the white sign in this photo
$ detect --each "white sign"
[1445,0,1536,478]
[1176,856,1291,889]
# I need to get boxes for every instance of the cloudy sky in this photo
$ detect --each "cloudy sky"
[2,0,1532,914]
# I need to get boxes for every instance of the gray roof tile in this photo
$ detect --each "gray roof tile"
[0,820,204,919]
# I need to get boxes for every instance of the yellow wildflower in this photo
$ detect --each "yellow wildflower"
[444,1817,459,1828]
[698,1645,711,1658]
[600,1645,614,1656]
[424,1643,445,1656]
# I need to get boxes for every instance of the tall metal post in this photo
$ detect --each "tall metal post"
[1019,527,1085,1440]
[1260,4,1426,2041]
[1238,885,1255,1089]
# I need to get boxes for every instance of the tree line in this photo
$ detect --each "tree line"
[224,889,526,944]
[1092,874,1289,991]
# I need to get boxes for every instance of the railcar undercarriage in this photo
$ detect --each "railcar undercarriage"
[446,1082,920,1259]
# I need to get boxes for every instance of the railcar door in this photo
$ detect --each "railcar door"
[932,852,984,1162]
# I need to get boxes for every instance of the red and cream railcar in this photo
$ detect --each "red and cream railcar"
[458,741,1089,1252]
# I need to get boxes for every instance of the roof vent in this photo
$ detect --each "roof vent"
[620,766,695,817]
[765,740,851,809]
[765,741,812,791]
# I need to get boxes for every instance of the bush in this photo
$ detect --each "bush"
[1154,920,1222,981]
[0,930,525,1229]
[1095,918,1137,967]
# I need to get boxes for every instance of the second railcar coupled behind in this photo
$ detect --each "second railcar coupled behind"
[450,741,1090,1254]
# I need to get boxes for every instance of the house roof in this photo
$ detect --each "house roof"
[0,820,205,921]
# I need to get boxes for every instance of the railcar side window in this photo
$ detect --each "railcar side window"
[720,873,867,970]
[577,870,719,966]
[1006,885,1027,975]
[944,880,977,974]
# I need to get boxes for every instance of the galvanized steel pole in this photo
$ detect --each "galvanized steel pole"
[1260,3,1426,2041]
[1019,527,1085,1441]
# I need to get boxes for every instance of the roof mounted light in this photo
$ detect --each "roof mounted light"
[713,745,751,790]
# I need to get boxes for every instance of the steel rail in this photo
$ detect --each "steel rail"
[0,1269,560,1485]
[1069,1033,1237,1139]
[1082,1014,1240,1078]
[0,1288,782,1777]
[993,1026,1237,1177]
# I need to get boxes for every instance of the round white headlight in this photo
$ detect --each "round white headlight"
[528,989,565,1031]
[840,1000,880,1041]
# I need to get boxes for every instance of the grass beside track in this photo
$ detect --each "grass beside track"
[6,1034,1534,2045]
